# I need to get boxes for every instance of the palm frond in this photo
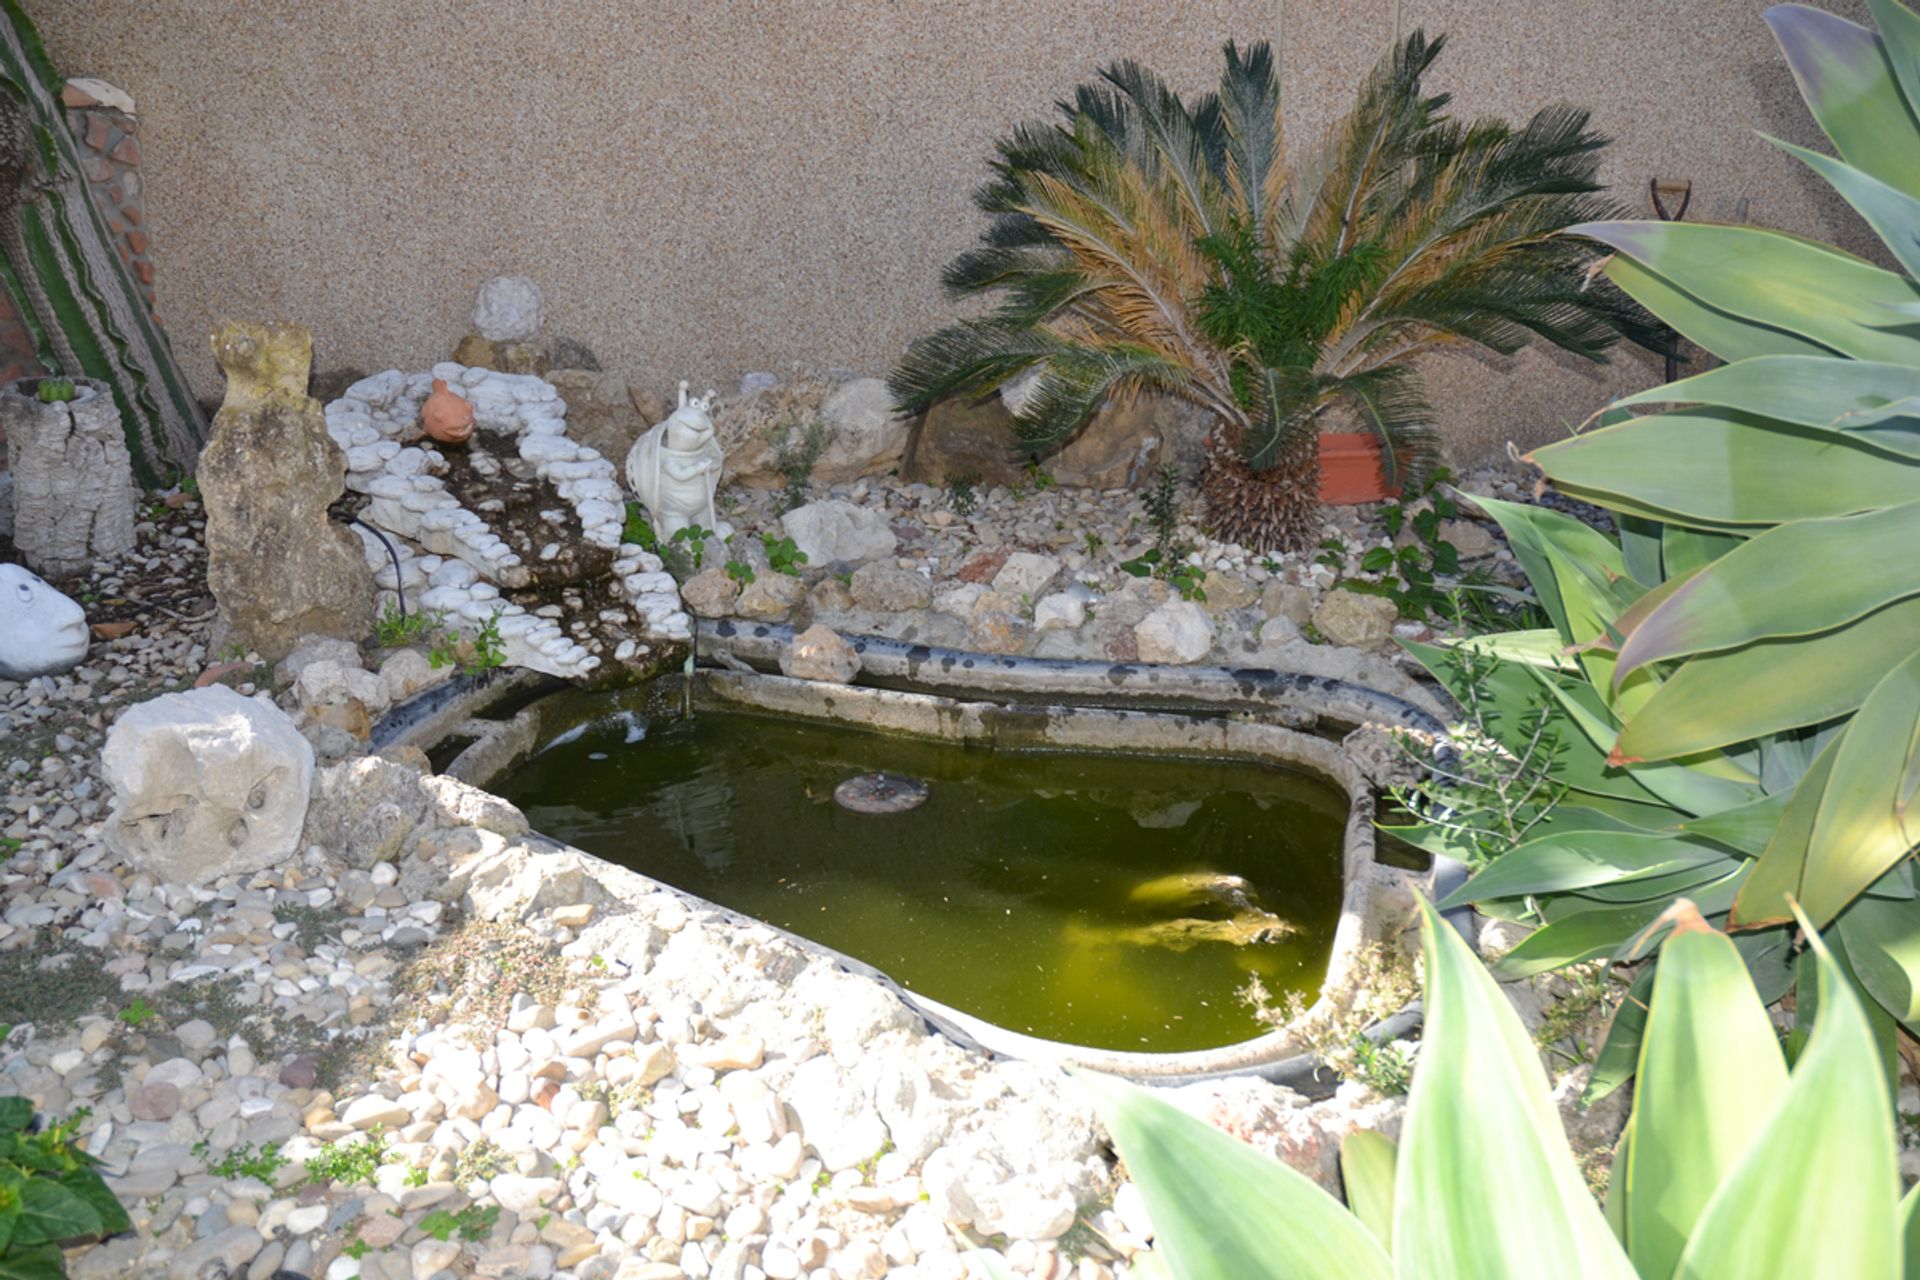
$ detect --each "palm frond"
[1218,40,1287,235]
[1009,341,1194,452]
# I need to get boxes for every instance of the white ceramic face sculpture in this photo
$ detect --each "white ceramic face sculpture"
[0,563,88,680]
[625,381,734,541]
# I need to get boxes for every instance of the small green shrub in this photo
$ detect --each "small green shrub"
[304,1129,389,1188]
[621,503,658,551]
[1118,549,1207,602]
[945,472,980,517]
[195,1139,289,1184]
[373,603,437,649]
[418,1204,498,1243]
[0,1102,130,1275]
[670,524,715,573]
[725,559,756,586]
[762,534,807,576]
[768,414,838,514]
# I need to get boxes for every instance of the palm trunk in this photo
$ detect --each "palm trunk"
[1202,428,1323,552]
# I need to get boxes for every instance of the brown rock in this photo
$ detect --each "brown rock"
[782,624,860,683]
[969,605,1031,655]
[130,1081,180,1122]
[956,548,1012,584]
[1312,589,1399,649]
[549,370,647,467]
[452,332,495,368]
[1261,581,1314,628]
[680,567,740,619]
[736,571,806,621]
[1046,394,1177,489]
[1200,574,1260,616]
[900,395,1029,488]
[849,565,931,613]
[200,320,375,662]
[630,385,671,426]
[279,1056,319,1089]
[91,620,137,641]
[809,576,855,611]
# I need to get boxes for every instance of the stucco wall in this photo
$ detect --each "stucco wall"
[38,0,1873,462]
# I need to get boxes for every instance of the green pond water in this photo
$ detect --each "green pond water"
[496,701,1349,1052]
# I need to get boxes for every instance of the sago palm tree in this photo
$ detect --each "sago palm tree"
[890,34,1662,551]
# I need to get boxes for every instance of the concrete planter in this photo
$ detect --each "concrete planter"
[0,375,136,577]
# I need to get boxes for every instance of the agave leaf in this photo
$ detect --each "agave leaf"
[1587,965,1657,1104]
[1769,136,1920,278]
[1072,1069,1391,1280]
[1600,253,1835,363]
[1495,870,1744,978]
[1867,0,1920,121]
[1625,913,1790,1280]
[1470,498,1632,649]
[1768,3,1920,201]
[1661,523,1746,578]
[1438,830,1735,910]
[1534,408,1920,527]
[1571,220,1920,362]
[1736,654,1920,929]
[1615,499,1920,678]
[1605,1118,1634,1245]
[1615,595,1920,762]
[1608,355,1920,459]
[1339,1131,1397,1254]
[1669,912,1899,1280]
[1395,898,1638,1279]
[1678,791,1794,857]
[1734,736,1844,930]
[1902,1178,1920,1280]
[1838,893,1920,1030]
[1535,674,1760,813]
[1447,629,1576,672]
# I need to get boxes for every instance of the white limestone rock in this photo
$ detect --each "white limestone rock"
[781,499,897,565]
[471,275,544,342]
[1134,599,1215,664]
[101,685,315,886]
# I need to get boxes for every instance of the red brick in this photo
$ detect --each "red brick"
[84,113,111,152]
[59,83,99,108]
[127,229,148,254]
[106,216,123,235]
[122,204,143,226]
[110,136,139,166]
[133,259,154,285]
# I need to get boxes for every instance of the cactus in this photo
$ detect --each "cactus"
[0,0,205,486]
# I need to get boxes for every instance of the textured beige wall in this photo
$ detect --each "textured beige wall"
[39,0,1874,462]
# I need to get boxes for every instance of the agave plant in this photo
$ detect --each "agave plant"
[1540,0,1920,938]
[889,34,1659,551]
[1029,897,1904,1280]
[1392,494,1901,1097]
[1406,0,1920,1085]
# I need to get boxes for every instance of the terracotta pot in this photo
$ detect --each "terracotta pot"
[1317,431,1401,505]
[421,378,475,444]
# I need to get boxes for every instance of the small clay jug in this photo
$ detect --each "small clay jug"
[422,378,475,444]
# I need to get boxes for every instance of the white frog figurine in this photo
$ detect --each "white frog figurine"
[625,381,733,541]
[0,563,88,680]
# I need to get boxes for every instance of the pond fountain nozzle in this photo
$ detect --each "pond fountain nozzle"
[833,772,930,815]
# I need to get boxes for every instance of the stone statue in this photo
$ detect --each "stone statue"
[625,381,731,540]
[199,320,375,661]
[0,562,88,680]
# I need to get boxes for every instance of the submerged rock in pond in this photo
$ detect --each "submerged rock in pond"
[1063,909,1299,952]
[833,772,929,814]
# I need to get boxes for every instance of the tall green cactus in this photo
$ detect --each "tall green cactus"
[0,0,204,487]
